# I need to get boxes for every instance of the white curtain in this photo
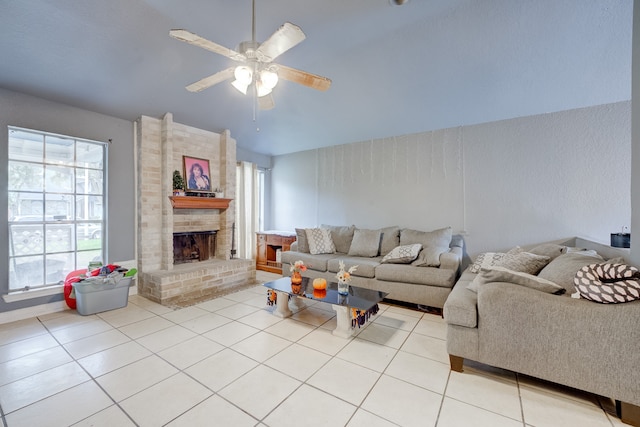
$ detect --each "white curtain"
[235,161,259,260]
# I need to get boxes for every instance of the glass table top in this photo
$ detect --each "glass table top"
[262,277,388,311]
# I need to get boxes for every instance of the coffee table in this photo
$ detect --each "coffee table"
[263,277,388,338]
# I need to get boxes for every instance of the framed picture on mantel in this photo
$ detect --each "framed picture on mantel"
[183,156,211,192]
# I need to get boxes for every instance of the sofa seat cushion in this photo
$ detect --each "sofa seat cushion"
[444,270,479,328]
[281,251,339,272]
[327,257,381,278]
[376,263,456,287]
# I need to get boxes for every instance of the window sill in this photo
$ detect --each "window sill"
[3,285,63,303]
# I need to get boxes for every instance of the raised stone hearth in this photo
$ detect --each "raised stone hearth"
[136,113,256,306]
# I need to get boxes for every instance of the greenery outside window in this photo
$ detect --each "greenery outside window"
[7,127,106,291]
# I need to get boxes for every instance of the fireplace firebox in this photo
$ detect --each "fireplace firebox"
[173,230,218,264]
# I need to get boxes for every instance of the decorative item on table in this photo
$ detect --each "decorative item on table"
[290,260,307,285]
[213,187,224,198]
[266,289,291,306]
[336,260,357,295]
[312,278,327,299]
[351,305,380,328]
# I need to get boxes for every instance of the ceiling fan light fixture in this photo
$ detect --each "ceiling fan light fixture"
[234,65,253,85]
[256,81,272,98]
[231,79,250,95]
[260,68,279,90]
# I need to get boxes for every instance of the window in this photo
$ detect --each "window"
[7,127,106,291]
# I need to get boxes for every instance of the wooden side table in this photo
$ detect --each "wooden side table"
[256,231,296,274]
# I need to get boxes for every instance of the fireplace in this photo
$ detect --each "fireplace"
[173,230,217,264]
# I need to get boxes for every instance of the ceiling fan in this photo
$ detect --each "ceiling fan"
[169,0,331,110]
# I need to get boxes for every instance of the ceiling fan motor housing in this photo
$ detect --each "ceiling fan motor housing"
[238,40,260,60]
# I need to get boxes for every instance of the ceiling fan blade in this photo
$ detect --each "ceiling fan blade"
[276,64,331,91]
[170,29,245,61]
[186,67,235,93]
[256,23,306,63]
[258,93,275,110]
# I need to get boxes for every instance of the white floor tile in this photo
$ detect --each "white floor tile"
[38,311,96,332]
[161,306,210,324]
[362,374,442,427]
[231,331,291,362]
[224,288,261,302]
[77,340,152,377]
[165,395,258,427]
[438,397,524,427]
[263,384,356,427]
[157,335,224,369]
[119,373,212,427]
[117,315,174,339]
[96,304,156,328]
[135,324,197,352]
[385,305,424,318]
[5,381,112,427]
[242,293,273,308]
[308,358,381,406]
[0,317,48,345]
[219,364,301,419]
[185,348,258,391]
[0,361,89,413]
[413,317,447,339]
[520,386,612,427]
[336,337,398,372]
[446,369,521,421]
[400,333,449,364]
[356,322,410,349]
[298,328,352,356]
[50,317,114,344]
[0,346,72,386]
[128,295,174,315]
[0,333,59,364]
[236,308,285,329]
[291,306,335,326]
[265,342,331,382]
[194,296,237,312]
[177,312,232,334]
[63,329,131,359]
[264,318,316,342]
[385,350,450,394]
[202,321,259,346]
[96,354,178,402]
[347,409,399,427]
[72,404,136,427]
[373,310,420,331]
[215,302,260,320]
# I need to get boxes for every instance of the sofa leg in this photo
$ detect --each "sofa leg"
[449,355,464,372]
[620,401,640,427]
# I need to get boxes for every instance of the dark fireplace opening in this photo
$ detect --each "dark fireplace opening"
[173,230,218,265]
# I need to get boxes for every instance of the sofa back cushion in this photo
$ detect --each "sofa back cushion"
[537,252,604,294]
[321,224,355,254]
[306,228,336,255]
[348,229,382,257]
[295,228,310,253]
[378,226,401,256]
[401,226,452,267]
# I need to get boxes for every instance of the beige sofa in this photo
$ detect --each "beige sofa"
[444,238,640,426]
[281,225,464,309]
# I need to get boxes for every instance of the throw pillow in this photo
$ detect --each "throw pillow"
[400,227,452,267]
[467,266,565,294]
[381,243,422,264]
[469,247,523,273]
[321,224,355,254]
[295,228,310,253]
[495,252,551,275]
[348,229,382,257]
[378,226,401,256]
[306,228,336,255]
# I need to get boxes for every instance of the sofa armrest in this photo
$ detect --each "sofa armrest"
[290,241,298,251]
[440,246,462,271]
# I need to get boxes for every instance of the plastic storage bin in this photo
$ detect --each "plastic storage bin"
[73,277,132,315]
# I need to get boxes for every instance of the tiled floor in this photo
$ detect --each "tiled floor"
[0,272,627,426]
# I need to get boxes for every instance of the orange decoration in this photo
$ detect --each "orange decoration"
[291,271,303,285]
[313,288,327,299]
[312,278,327,290]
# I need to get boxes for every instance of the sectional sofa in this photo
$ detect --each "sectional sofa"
[281,225,464,309]
[444,237,640,426]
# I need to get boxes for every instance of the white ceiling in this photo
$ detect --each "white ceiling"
[0,0,632,156]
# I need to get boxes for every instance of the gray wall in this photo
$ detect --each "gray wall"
[632,0,640,267]
[0,88,135,312]
[270,101,631,258]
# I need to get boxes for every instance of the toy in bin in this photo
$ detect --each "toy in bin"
[65,265,137,315]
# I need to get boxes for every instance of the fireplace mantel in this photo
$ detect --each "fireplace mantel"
[169,196,231,210]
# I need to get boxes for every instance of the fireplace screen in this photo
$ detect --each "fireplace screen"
[173,230,217,264]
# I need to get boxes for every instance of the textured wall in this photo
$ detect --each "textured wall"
[271,101,631,258]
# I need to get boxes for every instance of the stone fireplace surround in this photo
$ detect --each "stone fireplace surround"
[136,113,255,306]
